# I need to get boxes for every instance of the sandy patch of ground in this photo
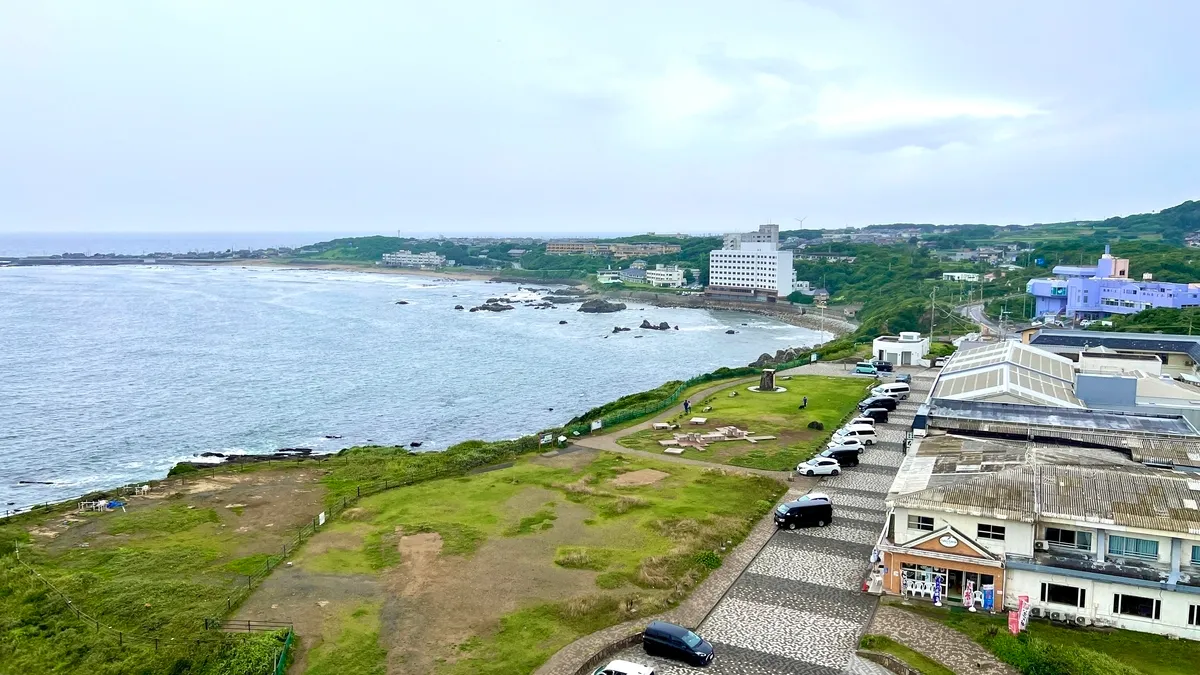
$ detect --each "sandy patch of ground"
[610,468,670,487]
[392,532,444,596]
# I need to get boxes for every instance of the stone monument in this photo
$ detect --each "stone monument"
[759,368,777,392]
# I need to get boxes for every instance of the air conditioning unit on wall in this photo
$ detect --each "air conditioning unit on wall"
[1030,607,1044,618]
[1075,616,1090,626]
[1049,611,1065,621]
[1034,540,1050,551]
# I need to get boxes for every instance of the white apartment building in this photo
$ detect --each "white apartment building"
[645,264,685,288]
[381,250,447,268]
[707,224,796,302]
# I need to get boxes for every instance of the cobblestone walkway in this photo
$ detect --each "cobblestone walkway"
[869,605,1018,675]
[606,372,936,675]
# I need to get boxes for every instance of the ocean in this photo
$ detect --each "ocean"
[0,265,828,510]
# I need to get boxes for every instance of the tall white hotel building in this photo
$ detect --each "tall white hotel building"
[705,224,798,302]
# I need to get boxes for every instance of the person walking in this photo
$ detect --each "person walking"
[683,399,691,414]
[800,396,808,410]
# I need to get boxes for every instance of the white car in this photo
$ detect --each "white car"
[593,660,656,675]
[796,457,842,477]
[826,438,864,452]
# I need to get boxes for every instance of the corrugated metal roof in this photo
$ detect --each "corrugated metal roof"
[894,464,1200,535]
[933,342,1081,407]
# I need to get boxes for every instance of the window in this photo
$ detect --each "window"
[978,524,1006,541]
[908,515,934,531]
[1191,605,1200,627]
[1114,593,1160,620]
[1193,545,1200,566]
[1108,535,1159,560]
[1041,582,1086,608]
[1044,527,1092,550]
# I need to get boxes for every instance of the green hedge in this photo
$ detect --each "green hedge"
[985,631,1141,675]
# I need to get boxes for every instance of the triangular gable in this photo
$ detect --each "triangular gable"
[899,524,998,560]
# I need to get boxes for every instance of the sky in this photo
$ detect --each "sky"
[2,1,1198,235]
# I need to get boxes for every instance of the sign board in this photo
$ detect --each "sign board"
[1009,609,1020,635]
[982,584,995,611]
[540,434,553,445]
[1018,594,1033,630]
[811,353,819,363]
[964,580,975,611]
[590,420,603,432]
[933,575,942,606]
[939,534,959,549]
[318,511,326,527]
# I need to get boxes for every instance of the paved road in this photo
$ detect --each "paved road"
[959,302,997,332]
[608,374,933,675]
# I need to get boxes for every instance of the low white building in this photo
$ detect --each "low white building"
[943,272,981,282]
[596,268,622,284]
[645,264,685,288]
[871,331,930,367]
[381,250,447,268]
[884,463,1200,642]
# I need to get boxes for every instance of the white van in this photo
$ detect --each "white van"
[831,424,877,446]
[848,416,876,428]
[871,383,910,401]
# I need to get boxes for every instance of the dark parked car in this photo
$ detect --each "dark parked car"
[818,446,862,467]
[643,621,714,666]
[872,360,894,373]
[773,492,834,529]
[860,407,890,423]
[895,373,912,384]
[859,396,898,412]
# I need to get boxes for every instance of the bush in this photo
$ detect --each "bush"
[807,420,825,431]
[693,550,721,570]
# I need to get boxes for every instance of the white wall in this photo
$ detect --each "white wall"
[893,507,1035,557]
[1007,568,1200,640]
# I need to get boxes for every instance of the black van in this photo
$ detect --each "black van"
[773,493,834,530]
[642,621,714,666]
[861,407,890,423]
[858,396,897,412]
[818,446,861,467]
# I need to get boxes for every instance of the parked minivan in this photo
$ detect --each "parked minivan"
[774,492,834,529]
[593,660,655,675]
[859,396,898,411]
[854,361,877,375]
[861,407,890,423]
[818,445,862,467]
[642,621,714,666]
[872,360,894,373]
[871,383,910,400]
[831,424,877,445]
[848,416,876,428]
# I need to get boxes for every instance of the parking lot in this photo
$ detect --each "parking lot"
[609,373,931,675]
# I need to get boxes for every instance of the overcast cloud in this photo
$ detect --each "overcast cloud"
[1,1,1198,234]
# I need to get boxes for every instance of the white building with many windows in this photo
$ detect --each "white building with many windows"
[644,264,685,288]
[706,224,796,302]
[381,250,447,268]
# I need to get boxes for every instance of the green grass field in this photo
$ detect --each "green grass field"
[303,451,784,675]
[900,604,1200,675]
[859,634,955,675]
[616,375,872,470]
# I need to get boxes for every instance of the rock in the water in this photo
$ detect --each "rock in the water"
[725,329,737,334]
[559,320,568,325]
[395,300,409,305]
[638,319,672,330]
[454,305,465,310]
[673,325,679,330]
[410,441,422,448]
[612,326,632,333]
[471,303,515,312]
[578,299,627,313]
[200,452,225,458]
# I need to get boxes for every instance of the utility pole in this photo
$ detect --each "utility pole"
[930,287,936,340]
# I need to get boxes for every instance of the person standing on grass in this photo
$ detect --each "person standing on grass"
[800,396,808,410]
[683,398,691,414]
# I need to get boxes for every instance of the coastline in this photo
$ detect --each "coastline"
[205,259,857,336]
